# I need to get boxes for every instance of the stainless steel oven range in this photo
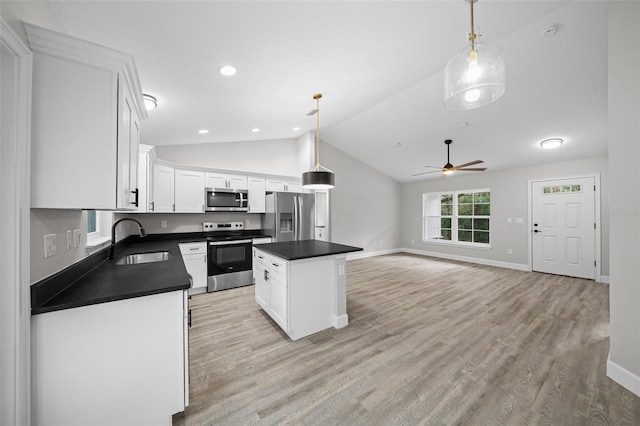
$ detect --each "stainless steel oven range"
[204,222,254,292]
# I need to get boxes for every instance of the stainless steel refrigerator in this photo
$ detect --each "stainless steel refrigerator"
[264,192,315,242]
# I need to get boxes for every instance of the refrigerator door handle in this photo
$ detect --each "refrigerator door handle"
[298,195,303,240]
[293,195,299,240]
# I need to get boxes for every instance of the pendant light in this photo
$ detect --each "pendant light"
[444,0,505,110]
[302,93,335,189]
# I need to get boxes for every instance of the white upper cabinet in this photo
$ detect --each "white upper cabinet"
[152,163,175,212]
[265,179,302,193]
[205,172,248,190]
[248,177,266,213]
[174,169,205,212]
[25,23,146,210]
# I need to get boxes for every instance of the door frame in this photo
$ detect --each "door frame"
[1,17,32,425]
[528,174,602,282]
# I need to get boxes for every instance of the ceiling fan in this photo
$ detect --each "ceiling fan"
[412,139,486,177]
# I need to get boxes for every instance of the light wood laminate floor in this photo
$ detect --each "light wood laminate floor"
[174,253,640,425]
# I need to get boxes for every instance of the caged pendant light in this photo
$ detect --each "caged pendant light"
[302,93,335,189]
[444,0,505,110]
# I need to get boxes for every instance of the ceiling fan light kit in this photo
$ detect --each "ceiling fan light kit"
[444,0,505,110]
[302,93,335,190]
[540,138,563,149]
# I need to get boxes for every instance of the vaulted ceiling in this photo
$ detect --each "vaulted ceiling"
[50,1,607,182]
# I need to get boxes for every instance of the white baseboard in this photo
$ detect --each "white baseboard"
[333,314,349,329]
[607,354,640,397]
[598,275,610,284]
[347,248,402,260]
[401,247,530,272]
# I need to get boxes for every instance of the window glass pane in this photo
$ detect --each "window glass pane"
[458,193,473,203]
[458,204,473,215]
[474,204,490,215]
[458,230,472,242]
[441,204,453,216]
[562,185,572,192]
[474,231,490,244]
[87,210,97,233]
[441,229,452,240]
[441,194,453,204]
[458,218,472,230]
[441,218,451,229]
[474,192,490,203]
[474,218,490,230]
[571,185,581,192]
[543,186,551,194]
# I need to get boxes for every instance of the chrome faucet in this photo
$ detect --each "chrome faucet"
[110,218,147,259]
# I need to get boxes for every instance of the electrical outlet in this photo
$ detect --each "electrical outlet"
[44,234,56,258]
[161,220,167,228]
[508,249,513,255]
[66,230,72,250]
[73,229,81,248]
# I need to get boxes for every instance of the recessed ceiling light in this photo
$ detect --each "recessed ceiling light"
[219,65,237,76]
[540,138,563,149]
[143,94,157,110]
[198,129,209,134]
[292,127,301,131]
[251,128,260,133]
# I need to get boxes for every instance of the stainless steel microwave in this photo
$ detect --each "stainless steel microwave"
[204,188,248,212]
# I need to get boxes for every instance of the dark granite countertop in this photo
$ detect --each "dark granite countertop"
[255,240,362,261]
[31,230,273,315]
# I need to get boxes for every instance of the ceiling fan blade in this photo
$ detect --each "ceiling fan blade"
[455,167,487,172]
[306,109,319,116]
[423,165,443,169]
[453,159,484,169]
[411,170,443,177]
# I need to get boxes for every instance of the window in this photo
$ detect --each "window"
[85,210,113,250]
[423,189,490,246]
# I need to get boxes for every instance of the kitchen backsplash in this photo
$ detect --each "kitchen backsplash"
[115,212,264,235]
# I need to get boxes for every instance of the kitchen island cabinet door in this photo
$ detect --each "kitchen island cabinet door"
[268,269,288,331]
[254,261,269,310]
[31,291,187,426]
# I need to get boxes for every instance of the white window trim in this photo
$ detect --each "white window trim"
[86,211,113,251]
[422,188,492,248]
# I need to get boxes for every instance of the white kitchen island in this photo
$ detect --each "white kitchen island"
[253,240,362,340]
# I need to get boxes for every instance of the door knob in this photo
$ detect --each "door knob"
[533,229,541,233]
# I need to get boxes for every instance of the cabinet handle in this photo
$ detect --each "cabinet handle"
[131,188,139,207]
[189,247,199,251]
[272,262,279,267]
[264,270,269,281]
[188,309,192,328]
[257,255,264,259]
[172,203,175,212]
[150,201,155,211]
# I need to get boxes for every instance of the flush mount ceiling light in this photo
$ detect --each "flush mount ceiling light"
[251,128,260,133]
[143,94,157,111]
[444,0,505,110]
[219,65,237,76]
[540,138,563,149]
[302,93,335,190]
[198,129,209,134]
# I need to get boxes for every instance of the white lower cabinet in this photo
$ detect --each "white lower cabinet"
[31,291,189,426]
[180,242,207,294]
[253,248,345,340]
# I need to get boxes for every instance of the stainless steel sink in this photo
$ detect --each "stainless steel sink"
[116,251,169,265]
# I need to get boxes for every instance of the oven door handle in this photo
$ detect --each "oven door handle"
[208,239,252,246]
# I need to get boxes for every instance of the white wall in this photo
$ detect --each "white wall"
[321,141,402,254]
[401,156,609,275]
[607,1,640,396]
[154,138,304,177]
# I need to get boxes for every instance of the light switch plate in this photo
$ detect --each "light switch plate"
[66,230,72,250]
[73,229,81,248]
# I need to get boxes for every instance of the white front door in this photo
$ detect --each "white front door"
[532,177,595,279]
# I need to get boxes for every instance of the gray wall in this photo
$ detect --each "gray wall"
[402,156,609,275]
[321,141,402,253]
[608,1,640,391]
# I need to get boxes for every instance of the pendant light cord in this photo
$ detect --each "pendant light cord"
[314,93,322,171]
